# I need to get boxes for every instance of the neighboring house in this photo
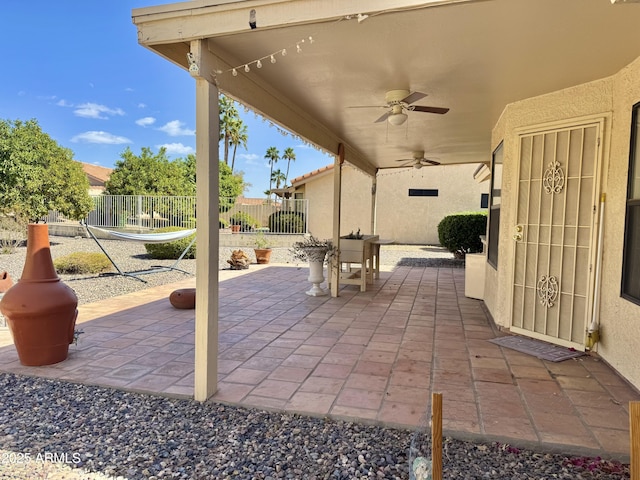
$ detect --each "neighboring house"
[132,0,640,399]
[80,162,112,196]
[289,163,488,244]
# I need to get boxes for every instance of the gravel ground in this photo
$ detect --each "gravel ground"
[0,236,630,479]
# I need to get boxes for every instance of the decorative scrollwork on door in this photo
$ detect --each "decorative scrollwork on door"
[537,275,558,308]
[543,161,565,194]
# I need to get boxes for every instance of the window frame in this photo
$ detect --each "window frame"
[487,141,503,269]
[621,102,640,305]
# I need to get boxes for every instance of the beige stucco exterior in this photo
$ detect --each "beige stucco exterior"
[294,164,489,244]
[486,55,640,390]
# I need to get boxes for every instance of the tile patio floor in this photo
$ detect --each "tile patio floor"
[0,264,637,461]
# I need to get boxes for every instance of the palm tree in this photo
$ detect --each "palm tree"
[271,169,286,190]
[264,146,280,201]
[229,118,248,173]
[218,95,241,165]
[282,147,296,186]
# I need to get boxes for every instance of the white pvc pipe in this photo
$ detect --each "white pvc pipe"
[590,193,606,333]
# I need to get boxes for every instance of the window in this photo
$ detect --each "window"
[480,193,489,209]
[408,189,439,197]
[487,142,503,269]
[622,103,640,304]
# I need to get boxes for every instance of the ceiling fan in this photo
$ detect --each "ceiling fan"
[393,151,441,169]
[349,90,449,125]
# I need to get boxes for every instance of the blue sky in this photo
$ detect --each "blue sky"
[0,1,334,197]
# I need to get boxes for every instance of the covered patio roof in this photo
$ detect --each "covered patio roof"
[133,0,640,173]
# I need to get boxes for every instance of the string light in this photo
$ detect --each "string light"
[217,36,315,78]
[207,16,364,81]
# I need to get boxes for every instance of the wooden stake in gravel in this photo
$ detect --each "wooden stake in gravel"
[432,393,443,480]
[632,402,640,480]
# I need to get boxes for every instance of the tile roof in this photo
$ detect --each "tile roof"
[290,164,333,186]
[80,162,113,186]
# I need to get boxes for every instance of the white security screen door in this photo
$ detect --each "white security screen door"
[511,121,602,349]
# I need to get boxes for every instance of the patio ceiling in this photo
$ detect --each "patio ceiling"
[133,0,640,174]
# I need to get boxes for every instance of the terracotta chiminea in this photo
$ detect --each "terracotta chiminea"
[0,224,78,366]
[0,271,13,293]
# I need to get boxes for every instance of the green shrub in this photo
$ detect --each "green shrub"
[230,212,258,232]
[437,212,487,257]
[54,252,113,274]
[144,227,196,259]
[219,217,229,229]
[268,211,306,233]
[0,214,27,254]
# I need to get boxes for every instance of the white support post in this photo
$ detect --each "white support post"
[330,144,344,297]
[370,176,377,234]
[190,39,220,401]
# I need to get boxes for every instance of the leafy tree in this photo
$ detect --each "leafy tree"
[105,147,193,196]
[282,147,296,185]
[107,148,244,215]
[218,160,243,213]
[264,146,280,200]
[0,118,93,222]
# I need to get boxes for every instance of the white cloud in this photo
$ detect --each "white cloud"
[238,153,260,164]
[158,143,194,155]
[71,131,132,144]
[137,103,146,108]
[74,102,125,119]
[136,116,156,127]
[125,87,134,92]
[157,120,195,136]
[57,99,73,107]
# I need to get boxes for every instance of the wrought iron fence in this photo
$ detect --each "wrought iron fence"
[45,195,309,234]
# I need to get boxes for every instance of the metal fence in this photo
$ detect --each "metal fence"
[45,195,309,234]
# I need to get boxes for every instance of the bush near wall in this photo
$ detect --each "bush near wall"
[144,227,196,260]
[230,212,259,232]
[437,212,487,258]
[268,211,306,233]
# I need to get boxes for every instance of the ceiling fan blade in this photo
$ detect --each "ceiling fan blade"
[375,111,391,123]
[347,105,388,109]
[402,91,427,105]
[413,106,450,115]
[395,158,415,162]
[422,159,441,166]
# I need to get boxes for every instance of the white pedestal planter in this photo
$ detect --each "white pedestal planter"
[306,260,327,296]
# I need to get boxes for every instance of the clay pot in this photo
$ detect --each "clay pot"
[170,288,196,309]
[254,248,272,264]
[0,271,13,293]
[0,224,78,366]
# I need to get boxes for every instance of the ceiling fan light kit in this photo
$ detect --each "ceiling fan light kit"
[388,112,408,125]
[349,89,449,125]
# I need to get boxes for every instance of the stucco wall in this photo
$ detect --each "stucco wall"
[301,164,489,244]
[488,55,640,389]
[302,166,373,240]
[376,164,488,244]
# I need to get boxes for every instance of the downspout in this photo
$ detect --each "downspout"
[586,193,605,350]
